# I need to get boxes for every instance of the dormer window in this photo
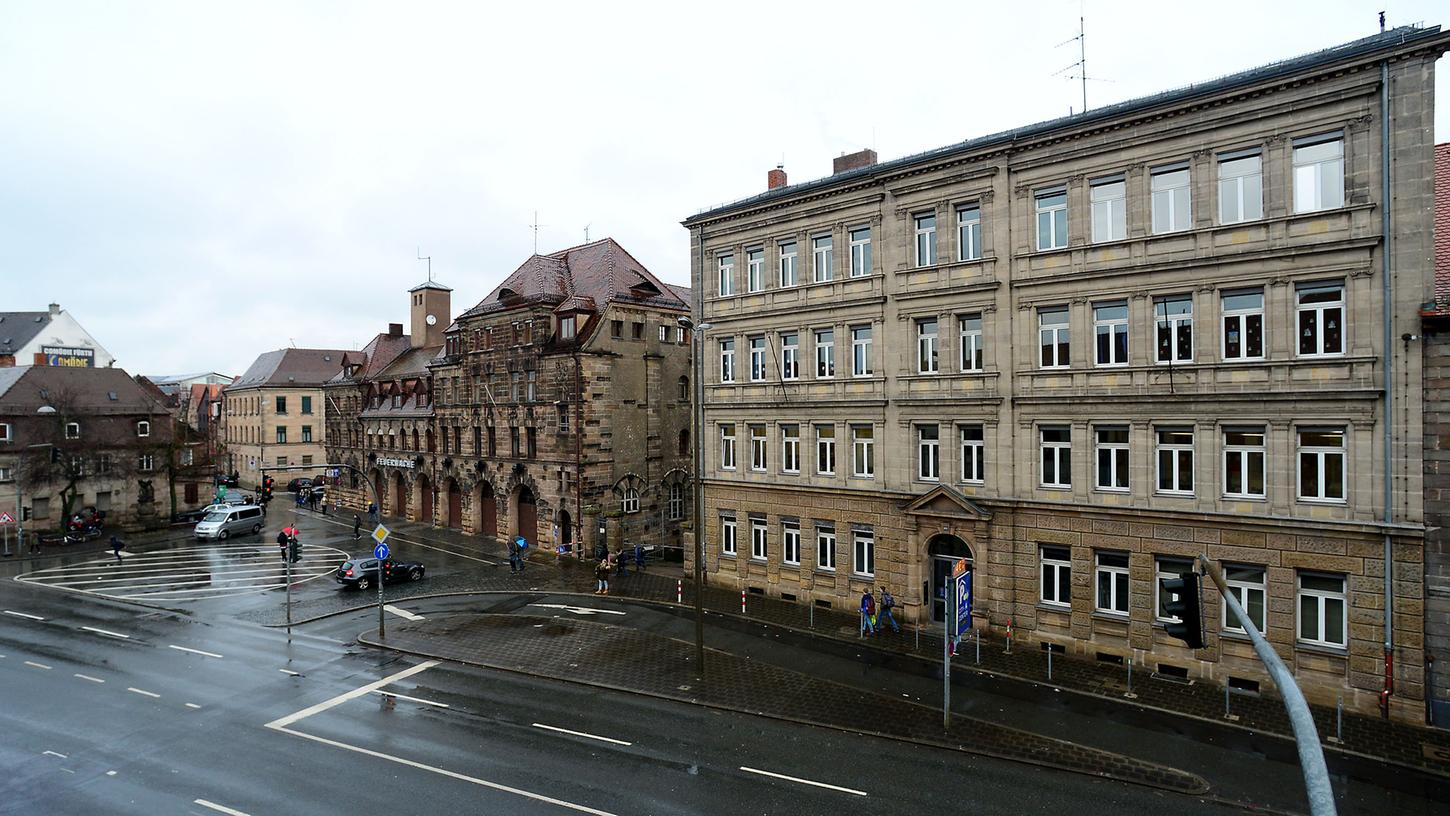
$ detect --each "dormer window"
[392,392,402,408]
[560,315,577,340]
[137,421,151,438]
[65,422,80,439]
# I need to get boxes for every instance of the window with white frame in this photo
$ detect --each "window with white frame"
[848,226,872,277]
[1095,427,1130,491]
[1297,428,1345,502]
[746,248,764,292]
[749,336,767,382]
[816,424,836,475]
[0,422,9,442]
[1035,188,1068,251]
[750,424,767,472]
[853,529,875,576]
[782,520,801,566]
[851,325,873,377]
[137,420,151,437]
[1221,289,1264,361]
[719,424,737,470]
[1293,135,1344,214]
[916,318,939,373]
[959,314,984,372]
[781,425,800,474]
[817,525,837,570]
[1151,165,1191,233]
[622,487,640,514]
[560,315,577,340]
[1040,545,1071,606]
[812,234,834,282]
[1093,302,1129,366]
[1297,572,1346,648]
[718,254,734,296]
[658,325,669,342]
[1154,557,1196,622]
[750,516,767,560]
[667,483,684,521]
[914,212,937,267]
[1095,551,1130,616]
[1296,283,1344,357]
[957,204,982,260]
[1090,178,1126,242]
[1155,296,1193,364]
[852,424,874,477]
[1156,428,1194,495]
[815,328,835,378]
[1218,151,1263,224]
[1039,307,1070,369]
[1223,427,1266,498]
[780,332,799,380]
[1040,427,1071,488]
[138,454,154,472]
[917,425,940,481]
[1224,565,1267,634]
[779,240,798,287]
[721,515,737,556]
[719,339,736,383]
[960,424,985,484]
[0,466,11,482]
[65,422,80,439]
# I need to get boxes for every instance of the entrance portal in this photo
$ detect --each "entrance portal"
[446,479,462,529]
[476,482,497,538]
[558,509,572,553]
[391,471,407,517]
[417,473,433,524]
[511,485,537,545]
[927,534,974,623]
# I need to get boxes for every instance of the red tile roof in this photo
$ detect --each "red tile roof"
[461,238,687,319]
[1436,142,1450,306]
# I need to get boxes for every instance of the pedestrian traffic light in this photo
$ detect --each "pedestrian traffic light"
[288,535,300,563]
[1162,571,1204,649]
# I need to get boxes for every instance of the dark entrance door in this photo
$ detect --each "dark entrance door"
[392,472,407,517]
[447,481,462,529]
[418,475,433,524]
[517,486,537,545]
[558,509,572,552]
[479,486,497,538]
[927,534,973,623]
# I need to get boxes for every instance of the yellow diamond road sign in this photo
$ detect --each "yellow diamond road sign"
[371,524,390,546]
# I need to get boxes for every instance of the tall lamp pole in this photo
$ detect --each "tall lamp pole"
[679,316,710,680]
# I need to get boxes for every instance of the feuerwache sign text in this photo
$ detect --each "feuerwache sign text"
[376,457,415,469]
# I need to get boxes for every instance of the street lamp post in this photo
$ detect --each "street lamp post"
[678,316,710,680]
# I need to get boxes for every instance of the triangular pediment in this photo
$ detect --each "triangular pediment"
[903,485,991,520]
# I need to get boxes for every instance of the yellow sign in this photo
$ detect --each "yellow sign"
[371,524,390,545]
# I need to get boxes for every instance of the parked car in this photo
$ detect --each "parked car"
[194,505,266,540]
[335,556,425,591]
[287,478,312,493]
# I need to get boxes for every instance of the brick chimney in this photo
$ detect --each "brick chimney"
[767,165,787,190]
[48,302,61,316]
[388,323,404,337]
[833,148,878,175]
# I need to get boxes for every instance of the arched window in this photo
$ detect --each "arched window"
[678,375,689,401]
[622,487,640,514]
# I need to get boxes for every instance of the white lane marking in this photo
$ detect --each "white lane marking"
[528,603,626,616]
[738,766,868,796]
[80,626,130,639]
[264,660,440,730]
[169,645,224,659]
[194,799,251,816]
[42,750,67,759]
[74,674,105,683]
[24,661,52,670]
[372,690,449,708]
[4,610,45,620]
[311,515,500,566]
[106,770,117,776]
[185,703,202,709]
[127,687,161,698]
[531,723,632,746]
[383,604,424,621]
[279,669,301,676]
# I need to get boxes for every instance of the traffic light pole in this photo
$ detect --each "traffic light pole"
[1197,555,1336,816]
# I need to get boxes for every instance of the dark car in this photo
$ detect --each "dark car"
[287,478,313,493]
[335,556,425,590]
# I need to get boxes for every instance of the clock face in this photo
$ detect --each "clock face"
[426,314,437,326]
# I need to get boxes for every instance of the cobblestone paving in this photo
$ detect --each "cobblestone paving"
[358,613,1209,794]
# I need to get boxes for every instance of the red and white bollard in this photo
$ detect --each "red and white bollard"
[677,579,682,604]
[741,589,746,614]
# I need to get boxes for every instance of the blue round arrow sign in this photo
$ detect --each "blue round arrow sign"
[374,542,390,560]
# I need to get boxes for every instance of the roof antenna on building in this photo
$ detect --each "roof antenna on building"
[1379,10,1386,31]
[1053,5,1104,112]
[584,224,591,243]
[417,247,432,282]
[529,211,548,255]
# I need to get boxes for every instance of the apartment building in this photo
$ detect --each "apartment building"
[683,27,1448,721]
[224,348,354,489]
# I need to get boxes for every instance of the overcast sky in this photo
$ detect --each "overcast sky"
[1,1,1445,376]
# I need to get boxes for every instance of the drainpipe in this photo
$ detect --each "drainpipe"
[574,344,583,560]
[1379,58,1394,716]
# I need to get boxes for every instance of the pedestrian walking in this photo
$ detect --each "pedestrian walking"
[617,544,629,577]
[276,530,290,561]
[507,536,522,574]
[878,586,901,634]
[633,542,645,572]
[353,514,362,540]
[109,534,124,564]
[368,502,379,525]
[594,555,611,595]
[860,588,877,636]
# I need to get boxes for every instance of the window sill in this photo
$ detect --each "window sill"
[1094,487,1131,495]
[1294,640,1349,657]
[1037,602,1071,614]
[720,553,737,560]
[1092,611,1131,623]
[1222,494,1267,502]
[1296,498,1348,507]
[1038,484,1072,492]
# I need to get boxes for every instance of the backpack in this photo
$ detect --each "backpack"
[863,595,875,615]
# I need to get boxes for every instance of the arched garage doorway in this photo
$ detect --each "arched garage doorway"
[391,471,407,518]
[446,478,462,530]
[475,481,497,539]
[509,485,537,546]
[927,534,974,623]
[417,473,433,525]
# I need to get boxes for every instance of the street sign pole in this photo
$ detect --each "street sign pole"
[285,536,292,635]
[373,538,390,639]
[943,575,952,731]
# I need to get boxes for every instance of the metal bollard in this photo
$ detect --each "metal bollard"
[1333,696,1344,744]
[677,579,682,604]
[1224,684,1235,720]
[1047,647,1053,681]
[809,601,814,629]
[975,628,981,665]
[1126,658,1136,698]
[741,589,746,615]
[914,622,919,650]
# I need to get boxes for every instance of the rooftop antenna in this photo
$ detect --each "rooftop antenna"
[1053,5,1105,113]
[529,211,548,255]
[416,247,432,282]
[1379,10,1386,32]
[584,223,591,242]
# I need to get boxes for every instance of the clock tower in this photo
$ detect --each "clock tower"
[409,280,452,349]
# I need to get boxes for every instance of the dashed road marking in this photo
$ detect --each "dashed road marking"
[279,669,301,676]
[739,766,868,797]
[185,703,203,709]
[373,690,449,708]
[169,645,223,659]
[127,687,161,698]
[24,661,51,670]
[4,610,45,621]
[531,723,631,746]
[194,799,251,816]
[42,750,67,759]
[80,626,130,639]
[74,674,105,683]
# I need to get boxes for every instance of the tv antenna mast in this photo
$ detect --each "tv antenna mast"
[529,211,549,254]
[584,223,592,242]
[416,247,432,282]
[1053,10,1104,113]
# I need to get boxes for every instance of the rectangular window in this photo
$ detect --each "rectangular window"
[914,212,937,266]
[1223,428,1266,498]
[1296,283,1344,357]
[1156,428,1195,495]
[1293,135,1344,214]
[611,320,623,339]
[851,325,872,377]
[1218,152,1263,224]
[749,336,767,382]
[1297,572,1346,648]
[960,424,984,483]
[815,424,836,475]
[853,529,875,576]
[275,396,287,414]
[1090,178,1126,242]
[526,371,536,401]
[851,425,874,478]
[275,426,287,444]
[298,454,309,467]
[138,454,154,472]
[1035,189,1068,251]
[488,427,497,457]
[301,396,313,415]
[1224,565,1267,634]
[959,314,984,372]
[1298,428,1345,502]
[719,339,736,383]
[916,318,939,373]
[779,240,798,287]
[560,315,576,340]
[814,329,835,378]
[510,427,520,457]
[812,235,834,282]
[1040,427,1071,488]
[301,425,313,443]
[510,373,522,402]
[137,420,150,437]
[1221,289,1264,361]
[1095,427,1130,491]
[848,226,872,277]
[631,322,644,340]
[1151,165,1191,234]
[1155,557,1197,622]
[750,517,768,561]
[1095,552,1130,616]
[780,333,799,380]
[917,425,940,481]
[750,424,767,472]
[1093,302,1129,366]
[526,427,537,458]
[720,424,737,470]
[659,325,668,342]
[1039,307,1070,369]
[956,205,982,260]
[782,521,801,566]
[718,254,735,296]
[1155,296,1193,364]
[746,248,764,293]
[721,516,737,556]
[1040,545,1071,606]
[781,425,801,474]
[0,423,10,442]
[817,526,837,571]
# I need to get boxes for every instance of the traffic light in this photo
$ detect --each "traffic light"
[1162,571,1204,649]
[262,476,274,503]
[50,446,61,464]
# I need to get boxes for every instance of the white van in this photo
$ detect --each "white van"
[194,505,265,540]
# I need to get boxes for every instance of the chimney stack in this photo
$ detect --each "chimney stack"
[767,165,787,190]
[388,323,404,337]
[48,303,60,316]
[833,148,878,175]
